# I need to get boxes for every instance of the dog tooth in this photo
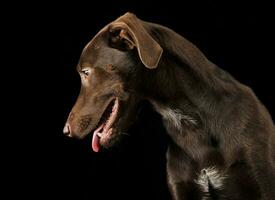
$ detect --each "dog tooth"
[97,132,103,137]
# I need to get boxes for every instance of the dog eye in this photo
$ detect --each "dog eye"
[81,69,90,76]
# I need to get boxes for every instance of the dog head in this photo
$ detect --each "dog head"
[63,13,163,152]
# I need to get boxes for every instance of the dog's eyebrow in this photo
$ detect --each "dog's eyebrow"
[76,64,82,71]
[78,62,93,71]
[77,63,93,72]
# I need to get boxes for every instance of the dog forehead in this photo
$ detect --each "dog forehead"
[85,34,105,52]
[79,26,110,67]
[82,12,136,56]
[79,13,137,68]
[83,27,108,52]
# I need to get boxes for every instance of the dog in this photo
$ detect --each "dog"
[63,13,275,200]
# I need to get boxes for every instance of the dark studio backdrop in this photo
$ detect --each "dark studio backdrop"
[12,1,274,200]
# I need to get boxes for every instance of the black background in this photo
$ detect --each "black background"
[8,1,274,200]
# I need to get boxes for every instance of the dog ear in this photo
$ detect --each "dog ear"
[109,13,163,69]
[109,26,136,51]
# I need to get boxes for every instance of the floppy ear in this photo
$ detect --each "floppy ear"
[109,14,163,69]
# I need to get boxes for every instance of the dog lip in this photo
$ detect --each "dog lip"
[93,98,117,130]
[91,97,120,152]
[101,98,119,133]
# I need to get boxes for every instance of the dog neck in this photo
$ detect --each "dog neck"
[150,101,198,129]
[143,23,242,137]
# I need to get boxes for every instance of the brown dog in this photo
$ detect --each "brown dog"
[64,13,275,200]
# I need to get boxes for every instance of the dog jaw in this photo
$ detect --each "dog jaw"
[92,98,119,152]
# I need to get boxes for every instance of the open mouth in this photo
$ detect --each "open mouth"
[92,97,119,152]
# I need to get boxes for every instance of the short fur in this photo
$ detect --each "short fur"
[64,13,275,200]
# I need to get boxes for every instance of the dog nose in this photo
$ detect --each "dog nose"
[63,123,71,136]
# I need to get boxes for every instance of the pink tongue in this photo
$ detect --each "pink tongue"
[92,133,100,152]
[92,124,103,152]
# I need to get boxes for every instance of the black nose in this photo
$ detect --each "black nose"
[63,123,71,136]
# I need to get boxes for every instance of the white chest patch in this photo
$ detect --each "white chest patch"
[151,102,197,129]
[195,167,226,194]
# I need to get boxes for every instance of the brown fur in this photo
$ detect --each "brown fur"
[64,13,275,200]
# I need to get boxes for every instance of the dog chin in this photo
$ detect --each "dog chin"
[100,130,122,149]
[92,126,122,152]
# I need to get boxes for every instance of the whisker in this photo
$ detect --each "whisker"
[120,132,130,136]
